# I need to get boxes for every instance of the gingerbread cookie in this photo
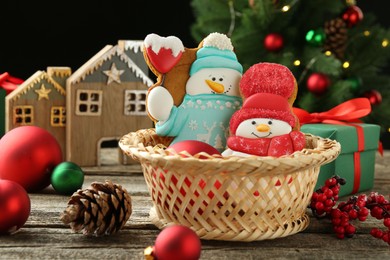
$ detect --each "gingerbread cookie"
[143,32,243,152]
[222,62,306,157]
[143,33,200,111]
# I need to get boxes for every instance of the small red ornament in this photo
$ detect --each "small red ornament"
[306,73,330,95]
[363,90,382,105]
[264,33,284,52]
[0,126,63,192]
[167,140,222,159]
[159,140,223,200]
[0,180,31,234]
[154,225,201,260]
[342,5,363,27]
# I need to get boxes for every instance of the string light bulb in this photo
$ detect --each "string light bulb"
[282,5,290,12]
[363,30,370,36]
[324,51,332,56]
[276,0,298,13]
[293,60,301,66]
[382,39,389,48]
[342,61,350,69]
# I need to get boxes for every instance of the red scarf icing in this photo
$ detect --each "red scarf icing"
[227,131,306,157]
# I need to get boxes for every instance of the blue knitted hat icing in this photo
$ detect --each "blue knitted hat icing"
[189,33,243,76]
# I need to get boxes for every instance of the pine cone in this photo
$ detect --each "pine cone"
[60,180,132,236]
[323,17,348,60]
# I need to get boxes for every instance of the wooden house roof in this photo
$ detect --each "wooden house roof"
[68,40,153,87]
[7,70,66,101]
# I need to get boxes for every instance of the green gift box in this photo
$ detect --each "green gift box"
[300,123,380,197]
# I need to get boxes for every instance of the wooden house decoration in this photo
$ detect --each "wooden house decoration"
[5,67,72,157]
[66,40,153,166]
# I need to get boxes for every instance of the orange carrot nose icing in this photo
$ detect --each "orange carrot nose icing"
[205,79,224,93]
[256,124,270,132]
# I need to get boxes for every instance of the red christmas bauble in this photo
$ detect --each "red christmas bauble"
[342,5,363,27]
[167,140,221,159]
[154,225,201,260]
[306,73,330,95]
[264,33,284,52]
[0,179,31,234]
[363,90,382,105]
[0,126,63,192]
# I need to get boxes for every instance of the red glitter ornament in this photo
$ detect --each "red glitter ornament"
[342,5,363,27]
[154,225,201,260]
[363,90,382,105]
[306,73,331,95]
[0,180,31,234]
[264,33,284,52]
[0,126,63,192]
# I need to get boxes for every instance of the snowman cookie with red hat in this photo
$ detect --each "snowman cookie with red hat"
[222,62,306,157]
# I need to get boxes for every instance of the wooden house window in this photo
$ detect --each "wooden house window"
[13,106,34,125]
[124,90,147,116]
[51,106,66,127]
[76,90,102,116]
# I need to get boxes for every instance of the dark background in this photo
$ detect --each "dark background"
[0,0,389,80]
[0,0,196,79]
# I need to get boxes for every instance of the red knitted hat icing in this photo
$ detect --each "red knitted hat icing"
[229,93,296,134]
[239,62,296,99]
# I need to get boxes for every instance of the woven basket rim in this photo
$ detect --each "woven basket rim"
[119,128,341,177]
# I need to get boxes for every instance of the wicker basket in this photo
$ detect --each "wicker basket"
[119,128,340,241]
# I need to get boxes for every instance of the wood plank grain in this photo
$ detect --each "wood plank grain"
[0,229,388,259]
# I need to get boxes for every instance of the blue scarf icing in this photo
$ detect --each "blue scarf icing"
[156,94,242,152]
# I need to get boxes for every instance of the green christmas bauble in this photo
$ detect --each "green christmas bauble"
[51,161,84,195]
[305,28,326,46]
[346,76,363,92]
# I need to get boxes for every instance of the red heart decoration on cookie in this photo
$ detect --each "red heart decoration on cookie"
[144,34,184,74]
[146,47,183,74]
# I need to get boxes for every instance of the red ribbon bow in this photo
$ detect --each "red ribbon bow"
[293,98,371,125]
[294,98,383,194]
[0,72,24,95]
[293,97,383,157]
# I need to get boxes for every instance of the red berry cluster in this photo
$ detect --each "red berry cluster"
[309,175,346,217]
[309,176,390,245]
[330,194,369,239]
[367,192,390,244]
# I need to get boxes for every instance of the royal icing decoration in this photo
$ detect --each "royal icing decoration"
[144,33,184,74]
[145,32,243,152]
[222,62,306,157]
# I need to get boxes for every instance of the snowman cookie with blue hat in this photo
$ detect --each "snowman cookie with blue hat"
[144,32,243,152]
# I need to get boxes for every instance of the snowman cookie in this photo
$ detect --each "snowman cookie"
[143,32,243,152]
[222,62,306,157]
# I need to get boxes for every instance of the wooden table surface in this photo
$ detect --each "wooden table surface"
[1,149,389,260]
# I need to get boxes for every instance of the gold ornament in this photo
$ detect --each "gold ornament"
[144,246,155,260]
